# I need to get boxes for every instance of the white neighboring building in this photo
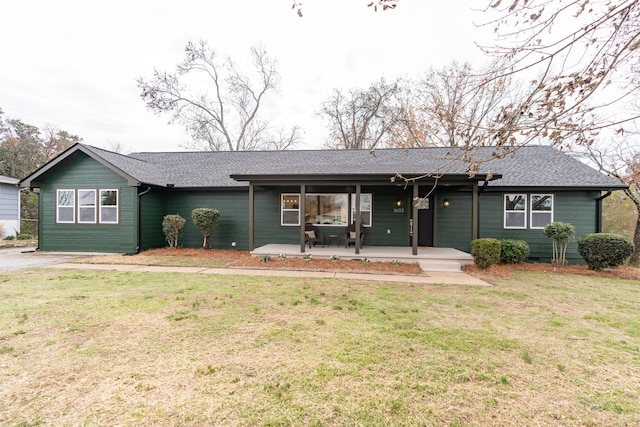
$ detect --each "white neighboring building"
[0,175,20,238]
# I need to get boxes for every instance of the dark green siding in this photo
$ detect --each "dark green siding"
[166,189,249,249]
[434,189,473,252]
[39,152,137,253]
[479,190,600,263]
[251,185,412,248]
[139,189,167,250]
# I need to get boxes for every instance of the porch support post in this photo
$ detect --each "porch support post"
[249,182,254,251]
[471,182,479,240]
[300,184,306,253]
[355,184,361,255]
[412,182,418,256]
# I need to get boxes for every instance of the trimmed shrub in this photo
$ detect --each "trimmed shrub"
[578,233,634,270]
[500,239,529,264]
[543,222,575,266]
[191,208,221,249]
[162,214,186,248]
[471,238,501,269]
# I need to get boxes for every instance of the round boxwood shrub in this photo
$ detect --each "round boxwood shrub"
[578,233,634,270]
[500,239,529,264]
[471,238,501,269]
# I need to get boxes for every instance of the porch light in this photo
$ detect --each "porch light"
[395,199,403,208]
[442,199,450,208]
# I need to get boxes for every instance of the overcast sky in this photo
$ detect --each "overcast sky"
[0,0,495,153]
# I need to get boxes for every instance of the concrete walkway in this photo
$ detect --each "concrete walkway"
[48,262,491,286]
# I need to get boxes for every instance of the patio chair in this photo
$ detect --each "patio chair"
[304,223,325,248]
[345,222,365,248]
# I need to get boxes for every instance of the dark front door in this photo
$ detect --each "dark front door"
[417,195,434,246]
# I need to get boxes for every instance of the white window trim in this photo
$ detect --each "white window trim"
[306,193,349,227]
[504,193,527,229]
[77,189,97,224]
[99,189,119,224]
[350,193,373,227]
[56,189,75,224]
[530,194,554,229]
[281,194,300,226]
[281,193,372,227]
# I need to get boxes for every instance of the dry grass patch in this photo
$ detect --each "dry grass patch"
[0,269,638,426]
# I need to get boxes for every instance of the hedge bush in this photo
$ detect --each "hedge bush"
[162,214,186,248]
[500,239,529,264]
[471,238,501,269]
[192,208,221,249]
[16,233,33,240]
[577,233,634,270]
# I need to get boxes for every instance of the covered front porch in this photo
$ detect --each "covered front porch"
[251,244,474,272]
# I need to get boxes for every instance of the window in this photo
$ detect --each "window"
[56,188,119,224]
[305,194,348,226]
[351,193,372,226]
[530,194,553,229]
[57,189,75,223]
[504,194,527,229]
[281,193,371,227]
[77,190,97,223]
[281,194,300,226]
[100,189,119,223]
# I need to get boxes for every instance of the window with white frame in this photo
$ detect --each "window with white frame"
[306,194,348,226]
[56,189,75,223]
[350,193,372,226]
[530,194,553,229]
[281,193,371,226]
[100,189,119,223]
[504,194,527,229]
[78,189,97,223]
[281,194,300,226]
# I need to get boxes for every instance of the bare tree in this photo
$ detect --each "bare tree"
[390,61,512,148]
[579,138,640,264]
[291,0,398,17]
[138,41,299,151]
[479,0,640,150]
[319,78,403,150]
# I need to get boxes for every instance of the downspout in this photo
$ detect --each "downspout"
[128,186,152,255]
[595,190,612,233]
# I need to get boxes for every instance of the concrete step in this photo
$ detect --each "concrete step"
[419,259,464,272]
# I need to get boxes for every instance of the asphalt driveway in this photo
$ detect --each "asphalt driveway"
[0,247,90,272]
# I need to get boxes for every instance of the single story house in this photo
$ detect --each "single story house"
[0,175,20,239]
[19,143,626,263]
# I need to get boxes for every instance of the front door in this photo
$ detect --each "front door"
[417,195,434,246]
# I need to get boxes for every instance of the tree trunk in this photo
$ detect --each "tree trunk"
[631,214,640,265]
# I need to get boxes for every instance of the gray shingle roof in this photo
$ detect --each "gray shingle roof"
[127,145,624,190]
[26,143,626,190]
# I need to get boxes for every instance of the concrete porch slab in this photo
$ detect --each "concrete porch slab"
[250,244,474,272]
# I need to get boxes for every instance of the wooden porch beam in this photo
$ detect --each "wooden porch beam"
[355,184,361,255]
[300,184,306,253]
[472,182,479,240]
[249,183,254,251]
[412,182,418,256]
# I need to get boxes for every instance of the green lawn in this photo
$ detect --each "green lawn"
[0,269,638,426]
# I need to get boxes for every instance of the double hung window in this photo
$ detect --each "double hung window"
[56,188,119,224]
[503,193,553,229]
